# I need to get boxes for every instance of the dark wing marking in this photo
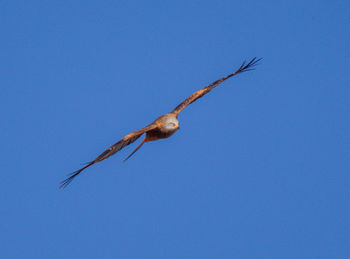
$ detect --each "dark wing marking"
[59,124,158,188]
[171,57,261,115]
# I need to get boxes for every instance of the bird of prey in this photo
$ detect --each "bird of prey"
[60,57,261,188]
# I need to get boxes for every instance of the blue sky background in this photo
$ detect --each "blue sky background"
[1,0,349,258]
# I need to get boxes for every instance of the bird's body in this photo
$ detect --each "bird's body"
[146,114,179,141]
[60,57,261,188]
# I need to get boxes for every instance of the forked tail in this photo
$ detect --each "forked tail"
[123,137,147,162]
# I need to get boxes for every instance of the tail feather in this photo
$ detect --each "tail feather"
[123,138,146,162]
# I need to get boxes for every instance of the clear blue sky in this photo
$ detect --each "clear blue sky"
[1,0,349,258]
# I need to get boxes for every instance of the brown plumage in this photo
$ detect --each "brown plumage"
[60,57,261,188]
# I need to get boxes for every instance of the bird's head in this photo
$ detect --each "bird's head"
[164,115,180,131]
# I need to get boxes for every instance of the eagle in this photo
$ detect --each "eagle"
[60,57,261,188]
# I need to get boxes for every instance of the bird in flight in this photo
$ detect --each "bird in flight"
[60,57,261,188]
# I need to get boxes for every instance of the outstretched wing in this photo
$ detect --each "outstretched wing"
[171,57,261,115]
[59,123,158,188]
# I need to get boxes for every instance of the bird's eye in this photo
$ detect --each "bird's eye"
[169,122,176,127]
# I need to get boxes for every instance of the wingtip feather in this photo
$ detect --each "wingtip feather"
[59,161,95,189]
